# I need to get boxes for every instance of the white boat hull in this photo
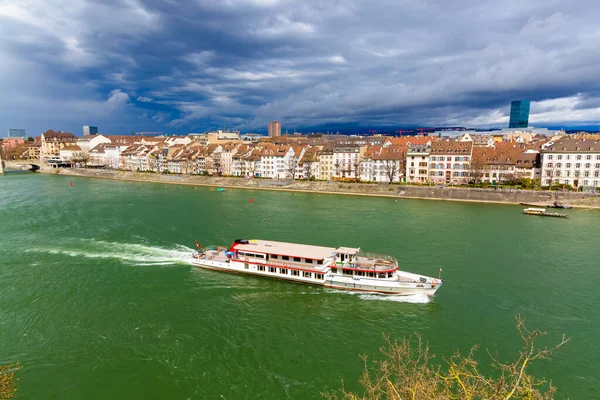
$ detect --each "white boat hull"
[190,257,442,296]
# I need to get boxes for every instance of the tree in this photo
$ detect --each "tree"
[382,160,400,184]
[71,153,90,168]
[469,157,486,184]
[323,316,570,400]
[352,157,363,183]
[0,363,20,399]
[285,155,298,180]
[303,159,315,180]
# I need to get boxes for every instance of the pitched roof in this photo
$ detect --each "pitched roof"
[42,130,77,140]
[430,140,473,154]
[543,138,600,153]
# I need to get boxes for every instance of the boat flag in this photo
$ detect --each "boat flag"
[195,240,201,249]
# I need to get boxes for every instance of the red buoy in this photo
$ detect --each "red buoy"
[70,182,73,187]
[250,197,253,203]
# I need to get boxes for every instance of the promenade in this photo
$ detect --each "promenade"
[43,167,600,208]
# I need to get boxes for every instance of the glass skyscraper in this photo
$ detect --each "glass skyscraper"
[509,100,530,128]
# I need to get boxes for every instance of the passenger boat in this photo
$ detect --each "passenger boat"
[191,239,443,296]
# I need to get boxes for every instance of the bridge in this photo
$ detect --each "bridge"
[0,158,40,173]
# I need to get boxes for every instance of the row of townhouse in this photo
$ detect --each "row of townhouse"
[79,132,599,188]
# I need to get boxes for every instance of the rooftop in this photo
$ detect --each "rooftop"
[232,239,336,260]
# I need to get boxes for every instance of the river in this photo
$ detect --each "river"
[1,173,598,399]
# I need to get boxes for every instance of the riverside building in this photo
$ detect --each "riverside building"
[540,138,600,188]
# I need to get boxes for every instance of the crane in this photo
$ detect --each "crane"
[395,129,408,136]
[367,129,377,135]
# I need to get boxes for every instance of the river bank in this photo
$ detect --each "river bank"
[41,167,600,208]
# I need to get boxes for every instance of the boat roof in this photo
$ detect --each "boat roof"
[233,239,336,260]
[524,207,546,212]
[335,246,360,255]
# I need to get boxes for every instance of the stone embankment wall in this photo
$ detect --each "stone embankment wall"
[46,168,600,208]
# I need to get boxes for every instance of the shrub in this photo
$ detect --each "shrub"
[323,316,569,400]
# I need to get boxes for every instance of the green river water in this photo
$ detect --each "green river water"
[0,173,599,399]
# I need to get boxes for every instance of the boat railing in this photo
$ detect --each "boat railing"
[357,252,398,263]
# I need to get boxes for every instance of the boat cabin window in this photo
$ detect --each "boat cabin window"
[368,272,375,278]
[303,272,312,278]
[331,268,337,274]
[282,256,289,261]
[294,257,301,262]
[387,272,393,278]
[343,269,353,275]
[291,270,300,276]
[258,266,265,271]
[268,267,276,273]
[280,268,288,275]
[271,254,278,259]
[317,260,323,265]
[316,274,324,280]
[304,258,313,264]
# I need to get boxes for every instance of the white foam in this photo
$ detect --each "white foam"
[332,289,431,303]
[358,293,431,303]
[27,240,194,266]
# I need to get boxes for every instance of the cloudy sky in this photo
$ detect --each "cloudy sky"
[1,0,600,136]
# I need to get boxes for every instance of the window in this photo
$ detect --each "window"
[280,268,288,274]
[317,260,323,265]
[584,171,590,177]
[304,259,313,264]
[317,274,324,280]
[595,172,599,178]
[303,272,312,278]
[268,266,277,273]
[282,256,289,261]
[587,155,592,160]
[271,255,278,259]
[577,155,582,160]
[547,163,553,168]
[596,164,600,169]
[556,163,562,168]
[585,163,590,169]
[548,155,553,160]
[576,163,581,168]
[331,268,337,273]
[258,265,265,271]
[343,269,353,275]
[557,155,563,160]
[566,163,571,168]
[291,270,300,276]
[293,257,301,262]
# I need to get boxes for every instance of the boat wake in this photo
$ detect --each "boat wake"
[358,293,431,303]
[333,290,431,303]
[27,239,194,266]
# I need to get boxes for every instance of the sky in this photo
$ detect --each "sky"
[1,0,600,137]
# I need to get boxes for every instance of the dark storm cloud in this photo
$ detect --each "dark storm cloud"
[1,0,600,135]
